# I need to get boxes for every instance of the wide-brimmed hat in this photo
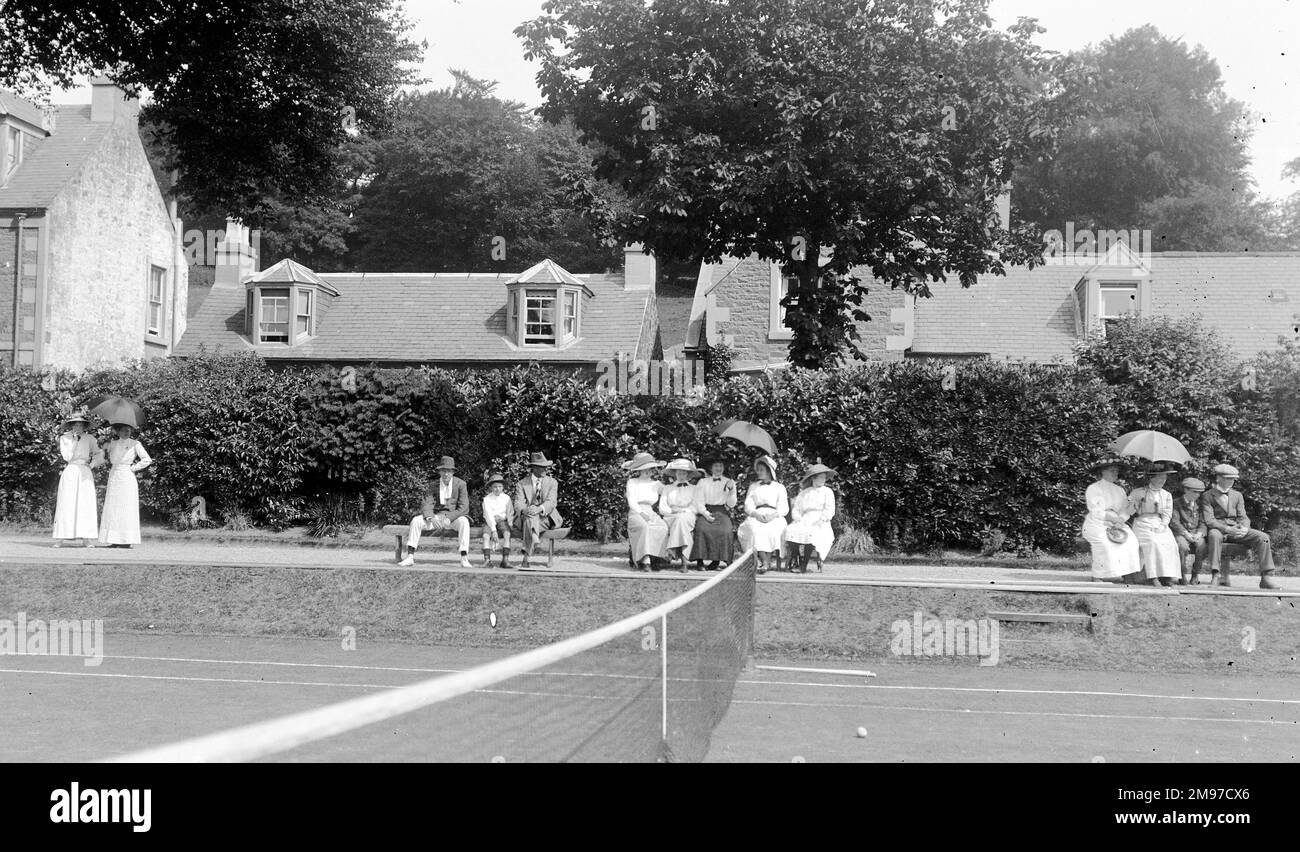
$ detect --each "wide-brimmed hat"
[1090,455,1127,472]
[699,454,728,470]
[664,458,705,478]
[623,452,665,473]
[801,461,837,486]
[1211,463,1240,479]
[1180,477,1206,492]
[436,456,456,471]
[1140,462,1175,476]
[527,452,554,468]
[60,410,90,427]
[753,455,778,479]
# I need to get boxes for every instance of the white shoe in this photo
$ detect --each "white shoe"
[459,556,472,569]
[398,555,415,567]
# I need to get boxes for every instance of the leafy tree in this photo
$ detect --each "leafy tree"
[0,0,423,221]
[1013,25,1270,250]
[347,73,624,272]
[518,0,1078,367]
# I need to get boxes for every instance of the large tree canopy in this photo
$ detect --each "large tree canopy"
[0,0,423,221]
[518,0,1077,367]
[1013,25,1268,250]
[347,72,625,273]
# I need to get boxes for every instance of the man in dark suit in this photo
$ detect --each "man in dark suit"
[512,452,563,568]
[1201,464,1277,589]
[400,456,472,568]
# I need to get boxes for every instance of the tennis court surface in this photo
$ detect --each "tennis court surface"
[2,631,1295,762]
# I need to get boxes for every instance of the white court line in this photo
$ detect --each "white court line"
[731,698,1299,726]
[749,678,1300,705]
[0,668,398,690]
[758,665,877,677]
[5,662,1297,711]
[101,654,463,674]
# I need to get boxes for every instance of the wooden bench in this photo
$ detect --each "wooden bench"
[382,524,572,567]
[1074,537,1251,571]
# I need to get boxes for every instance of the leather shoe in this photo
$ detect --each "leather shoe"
[1259,574,1280,590]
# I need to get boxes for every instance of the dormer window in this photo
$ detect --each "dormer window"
[1072,244,1152,338]
[503,259,592,348]
[525,289,557,344]
[243,258,336,346]
[4,124,22,177]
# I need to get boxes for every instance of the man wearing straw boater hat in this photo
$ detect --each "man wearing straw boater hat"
[1201,463,1278,589]
[400,456,472,568]
[513,452,563,568]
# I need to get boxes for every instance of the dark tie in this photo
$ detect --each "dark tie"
[677,483,689,488]
[713,477,721,482]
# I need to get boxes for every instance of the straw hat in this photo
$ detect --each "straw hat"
[753,455,778,479]
[623,452,665,473]
[526,451,554,468]
[60,409,90,428]
[1089,455,1127,472]
[436,456,456,471]
[664,458,705,478]
[484,471,505,487]
[801,460,837,486]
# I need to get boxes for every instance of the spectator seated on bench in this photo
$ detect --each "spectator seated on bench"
[396,457,472,568]
[384,524,572,569]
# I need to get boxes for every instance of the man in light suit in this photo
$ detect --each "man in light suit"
[400,456,472,568]
[1201,464,1277,589]
[512,452,563,568]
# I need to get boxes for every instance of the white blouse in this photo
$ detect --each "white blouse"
[693,476,737,511]
[59,433,99,467]
[627,477,663,513]
[105,438,152,472]
[659,480,696,514]
[744,481,789,520]
[791,485,836,525]
[1128,486,1172,524]
[1085,480,1131,524]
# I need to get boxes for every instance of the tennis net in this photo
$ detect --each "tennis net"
[109,549,757,763]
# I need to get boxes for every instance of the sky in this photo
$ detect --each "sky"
[49,0,1300,200]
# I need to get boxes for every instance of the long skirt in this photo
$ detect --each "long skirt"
[1081,516,1140,579]
[692,505,734,563]
[99,465,141,545]
[628,508,668,561]
[52,463,97,540]
[1131,515,1180,580]
[785,518,834,561]
[739,516,787,554]
[663,511,696,557]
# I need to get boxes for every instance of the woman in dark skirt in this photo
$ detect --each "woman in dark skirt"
[691,457,737,570]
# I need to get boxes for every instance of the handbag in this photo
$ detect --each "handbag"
[1106,525,1129,544]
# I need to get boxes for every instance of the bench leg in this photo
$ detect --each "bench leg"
[548,537,555,569]
[394,534,404,564]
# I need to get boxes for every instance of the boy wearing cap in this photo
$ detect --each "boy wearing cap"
[1170,477,1208,585]
[1201,464,1278,589]
[481,473,515,568]
[400,456,472,568]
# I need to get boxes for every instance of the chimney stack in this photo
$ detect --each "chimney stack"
[994,185,1011,231]
[213,218,260,288]
[623,243,656,290]
[89,77,139,123]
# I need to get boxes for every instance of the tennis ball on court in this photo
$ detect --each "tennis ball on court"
[855,727,868,739]
[791,756,805,763]
[491,755,505,763]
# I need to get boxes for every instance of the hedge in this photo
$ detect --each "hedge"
[2,318,1297,553]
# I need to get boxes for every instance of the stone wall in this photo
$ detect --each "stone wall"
[41,111,184,370]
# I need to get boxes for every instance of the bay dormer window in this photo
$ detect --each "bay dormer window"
[1072,243,1153,338]
[243,259,334,346]
[504,259,591,348]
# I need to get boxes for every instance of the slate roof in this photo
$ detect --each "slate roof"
[0,90,47,130]
[0,106,108,209]
[910,253,1300,360]
[174,267,652,364]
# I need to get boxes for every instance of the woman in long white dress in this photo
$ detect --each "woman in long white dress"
[738,455,789,574]
[98,423,152,547]
[658,458,703,569]
[1128,465,1181,587]
[784,462,837,573]
[1081,457,1141,582]
[625,452,667,571]
[52,411,103,546]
